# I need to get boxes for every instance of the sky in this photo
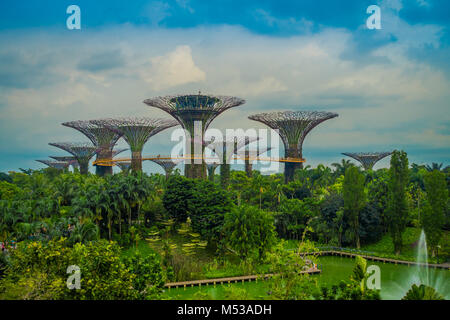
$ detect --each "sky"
[0,0,449,174]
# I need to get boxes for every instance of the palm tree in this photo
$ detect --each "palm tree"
[332,159,353,177]
[425,162,443,172]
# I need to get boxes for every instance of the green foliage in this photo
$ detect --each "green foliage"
[0,238,166,300]
[387,150,409,255]
[223,205,276,261]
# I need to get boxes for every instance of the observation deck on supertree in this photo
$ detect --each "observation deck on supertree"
[62,120,123,176]
[36,160,70,170]
[92,117,178,172]
[248,111,338,183]
[143,93,245,179]
[48,142,97,175]
[149,158,184,178]
[342,152,392,170]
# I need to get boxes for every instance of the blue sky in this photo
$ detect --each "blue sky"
[0,0,449,173]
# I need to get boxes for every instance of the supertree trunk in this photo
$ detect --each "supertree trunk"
[131,151,143,172]
[245,159,253,177]
[95,149,113,176]
[79,161,89,175]
[284,146,302,183]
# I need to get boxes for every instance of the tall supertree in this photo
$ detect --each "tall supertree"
[206,163,220,182]
[249,111,338,183]
[49,142,97,175]
[242,146,272,177]
[342,152,392,170]
[36,160,70,170]
[143,93,245,179]
[92,117,178,172]
[49,156,79,169]
[206,135,259,187]
[149,158,184,178]
[62,120,123,176]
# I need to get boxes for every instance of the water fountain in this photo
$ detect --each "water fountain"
[388,230,448,299]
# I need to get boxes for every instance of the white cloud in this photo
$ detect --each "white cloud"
[141,45,206,90]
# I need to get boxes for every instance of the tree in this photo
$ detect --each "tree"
[223,205,276,261]
[402,284,444,300]
[343,166,366,248]
[162,175,194,224]
[386,150,409,255]
[421,170,447,256]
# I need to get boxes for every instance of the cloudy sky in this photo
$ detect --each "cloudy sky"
[0,0,448,174]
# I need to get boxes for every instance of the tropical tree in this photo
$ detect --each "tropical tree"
[387,150,409,255]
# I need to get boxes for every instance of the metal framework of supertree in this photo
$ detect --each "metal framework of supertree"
[243,146,272,177]
[92,117,178,172]
[49,156,79,169]
[149,158,184,178]
[36,160,70,170]
[249,111,338,183]
[206,135,259,187]
[62,120,123,176]
[143,93,245,179]
[48,142,97,175]
[342,152,392,170]
[111,148,128,158]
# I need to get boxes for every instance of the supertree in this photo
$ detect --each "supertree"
[206,135,259,187]
[116,161,132,173]
[62,120,123,176]
[149,158,184,178]
[92,117,178,172]
[36,160,70,170]
[143,93,245,179]
[49,142,97,174]
[206,163,220,182]
[249,111,338,183]
[242,146,272,177]
[49,156,79,169]
[342,152,392,170]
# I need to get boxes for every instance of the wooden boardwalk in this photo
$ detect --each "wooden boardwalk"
[165,269,321,289]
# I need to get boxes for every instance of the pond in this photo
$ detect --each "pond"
[163,256,450,300]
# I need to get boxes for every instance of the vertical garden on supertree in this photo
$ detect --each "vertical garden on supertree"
[143,93,245,179]
[248,111,338,183]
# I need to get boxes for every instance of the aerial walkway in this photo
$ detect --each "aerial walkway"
[93,155,305,166]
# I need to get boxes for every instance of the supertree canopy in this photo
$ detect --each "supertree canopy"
[249,111,338,183]
[143,93,245,179]
[36,160,70,170]
[149,158,184,178]
[93,117,178,172]
[342,152,392,170]
[49,142,97,175]
[62,120,123,176]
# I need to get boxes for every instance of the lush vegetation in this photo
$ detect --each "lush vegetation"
[0,151,448,300]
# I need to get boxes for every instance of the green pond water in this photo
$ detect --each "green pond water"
[163,256,450,300]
